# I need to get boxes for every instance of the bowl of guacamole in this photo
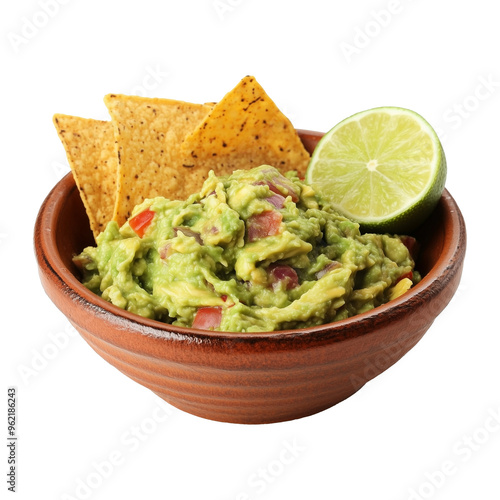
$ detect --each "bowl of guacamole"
[73,164,420,332]
[34,131,466,424]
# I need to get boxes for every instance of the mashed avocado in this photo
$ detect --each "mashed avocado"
[74,165,420,332]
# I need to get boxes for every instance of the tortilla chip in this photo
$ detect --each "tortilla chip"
[103,94,212,225]
[53,114,117,238]
[180,75,311,179]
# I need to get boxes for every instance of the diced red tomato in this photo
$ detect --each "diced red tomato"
[396,271,413,283]
[247,211,282,242]
[192,307,222,330]
[400,236,419,259]
[269,264,299,290]
[129,208,155,238]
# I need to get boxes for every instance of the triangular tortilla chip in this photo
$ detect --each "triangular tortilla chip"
[53,114,117,238]
[180,75,310,178]
[103,94,212,225]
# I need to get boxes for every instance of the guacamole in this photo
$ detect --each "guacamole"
[74,166,420,332]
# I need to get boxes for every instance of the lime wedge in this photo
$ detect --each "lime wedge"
[305,107,446,233]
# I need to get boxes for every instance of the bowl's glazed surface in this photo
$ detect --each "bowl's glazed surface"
[34,130,466,424]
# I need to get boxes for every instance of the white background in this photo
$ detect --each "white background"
[2,1,499,499]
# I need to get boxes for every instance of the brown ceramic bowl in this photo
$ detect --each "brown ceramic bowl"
[34,130,466,424]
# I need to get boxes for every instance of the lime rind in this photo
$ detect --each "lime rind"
[306,107,446,233]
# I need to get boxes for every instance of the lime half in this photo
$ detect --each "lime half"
[306,107,446,233]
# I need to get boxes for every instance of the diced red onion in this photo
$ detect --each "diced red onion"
[159,243,173,260]
[315,261,341,279]
[271,177,299,202]
[253,178,298,203]
[173,226,203,244]
[266,193,286,209]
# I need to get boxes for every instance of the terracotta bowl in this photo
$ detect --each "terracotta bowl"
[34,130,466,424]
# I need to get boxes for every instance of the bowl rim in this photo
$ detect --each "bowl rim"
[35,139,466,344]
